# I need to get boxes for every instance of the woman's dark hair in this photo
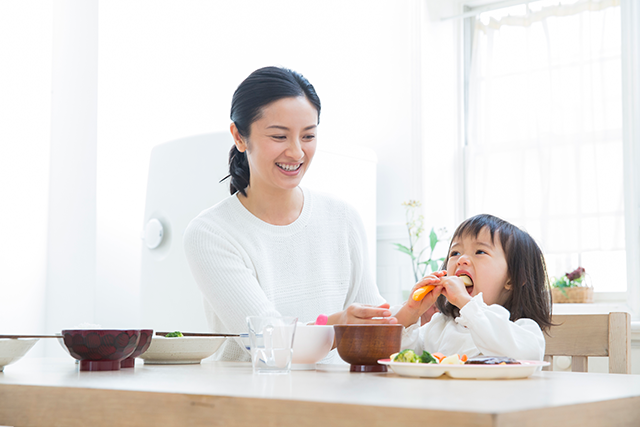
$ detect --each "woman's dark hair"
[435,214,553,332]
[221,66,321,196]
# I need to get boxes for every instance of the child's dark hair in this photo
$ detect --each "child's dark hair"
[221,66,321,196]
[435,214,553,332]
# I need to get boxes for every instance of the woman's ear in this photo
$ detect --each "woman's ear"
[230,123,247,153]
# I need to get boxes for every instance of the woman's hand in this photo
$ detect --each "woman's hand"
[394,271,446,327]
[327,303,398,326]
[439,276,473,309]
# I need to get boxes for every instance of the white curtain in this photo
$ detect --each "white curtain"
[466,0,624,291]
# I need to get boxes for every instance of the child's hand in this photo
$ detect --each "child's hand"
[440,276,473,309]
[408,271,446,308]
[395,272,445,327]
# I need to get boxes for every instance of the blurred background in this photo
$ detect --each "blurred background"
[1,0,639,364]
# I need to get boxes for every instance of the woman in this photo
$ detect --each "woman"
[184,66,395,361]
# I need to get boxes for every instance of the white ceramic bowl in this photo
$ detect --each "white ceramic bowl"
[0,338,39,371]
[138,336,226,364]
[292,325,334,369]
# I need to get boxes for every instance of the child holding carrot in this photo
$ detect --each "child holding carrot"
[394,214,552,361]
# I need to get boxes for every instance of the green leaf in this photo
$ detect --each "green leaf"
[429,259,439,272]
[393,243,414,258]
[429,228,438,251]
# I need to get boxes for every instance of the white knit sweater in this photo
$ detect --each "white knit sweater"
[183,186,385,361]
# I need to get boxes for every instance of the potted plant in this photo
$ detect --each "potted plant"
[550,266,593,303]
[394,201,449,325]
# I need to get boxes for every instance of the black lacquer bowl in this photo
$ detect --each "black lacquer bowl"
[120,329,153,368]
[61,329,141,371]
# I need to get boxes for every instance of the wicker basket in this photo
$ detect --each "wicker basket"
[551,286,594,303]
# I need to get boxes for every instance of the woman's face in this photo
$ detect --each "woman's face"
[445,227,512,306]
[237,96,318,195]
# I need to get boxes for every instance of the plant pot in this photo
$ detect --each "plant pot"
[551,286,594,304]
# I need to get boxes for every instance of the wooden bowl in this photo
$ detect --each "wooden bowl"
[334,324,403,372]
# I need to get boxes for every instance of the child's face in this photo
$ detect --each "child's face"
[446,227,511,306]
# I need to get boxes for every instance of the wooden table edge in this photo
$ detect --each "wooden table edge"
[2,383,640,427]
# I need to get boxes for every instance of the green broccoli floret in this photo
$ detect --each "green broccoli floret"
[392,349,420,363]
[165,331,183,337]
[419,350,438,364]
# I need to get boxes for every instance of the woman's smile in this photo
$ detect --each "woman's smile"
[276,162,303,173]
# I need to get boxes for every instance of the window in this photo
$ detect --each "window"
[464,0,626,296]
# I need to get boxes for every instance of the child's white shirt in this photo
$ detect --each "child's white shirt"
[401,293,545,361]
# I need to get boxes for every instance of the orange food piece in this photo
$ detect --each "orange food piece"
[432,352,445,362]
[461,354,468,362]
[412,284,437,301]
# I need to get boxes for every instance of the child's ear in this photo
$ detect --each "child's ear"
[504,280,513,291]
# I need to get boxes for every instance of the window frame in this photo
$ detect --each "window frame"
[459,0,640,317]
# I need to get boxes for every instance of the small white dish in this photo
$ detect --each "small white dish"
[139,336,226,364]
[378,359,549,379]
[0,338,39,371]
[291,325,334,369]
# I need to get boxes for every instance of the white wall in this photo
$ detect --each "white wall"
[42,0,99,356]
[0,1,52,342]
[94,1,417,328]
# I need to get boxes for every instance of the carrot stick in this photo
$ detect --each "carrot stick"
[412,284,437,301]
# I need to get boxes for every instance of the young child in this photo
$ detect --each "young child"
[394,214,552,361]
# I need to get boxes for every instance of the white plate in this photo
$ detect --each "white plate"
[0,338,39,371]
[378,359,549,379]
[139,336,226,365]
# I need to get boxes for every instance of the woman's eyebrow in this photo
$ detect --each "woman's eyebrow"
[266,124,317,131]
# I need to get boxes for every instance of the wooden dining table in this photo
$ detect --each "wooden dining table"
[1,357,639,427]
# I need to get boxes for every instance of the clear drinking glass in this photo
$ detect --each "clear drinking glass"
[246,316,297,374]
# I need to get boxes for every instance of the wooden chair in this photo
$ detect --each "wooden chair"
[543,312,631,374]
